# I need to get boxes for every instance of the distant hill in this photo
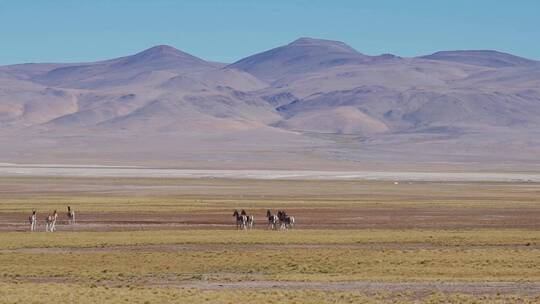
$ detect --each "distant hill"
[228,37,401,82]
[1,38,539,170]
[420,50,539,68]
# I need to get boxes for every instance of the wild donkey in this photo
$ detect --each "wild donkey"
[244,210,254,230]
[266,210,278,230]
[29,210,37,232]
[67,206,75,225]
[45,210,58,232]
[277,210,295,230]
[233,209,247,230]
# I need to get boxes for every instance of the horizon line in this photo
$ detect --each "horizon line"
[1,37,538,67]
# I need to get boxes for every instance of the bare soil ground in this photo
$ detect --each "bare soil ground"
[2,204,540,232]
[179,281,540,296]
[10,276,540,297]
[2,175,540,232]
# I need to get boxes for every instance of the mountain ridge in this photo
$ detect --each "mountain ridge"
[420,50,540,68]
[1,37,539,169]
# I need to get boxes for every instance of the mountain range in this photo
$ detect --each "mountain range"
[1,37,540,171]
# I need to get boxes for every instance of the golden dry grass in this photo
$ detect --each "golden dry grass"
[0,229,539,249]
[2,246,539,282]
[1,176,540,213]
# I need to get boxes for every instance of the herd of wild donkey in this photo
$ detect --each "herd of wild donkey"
[28,206,76,232]
[233,209,295,230]
[26,206,294,231]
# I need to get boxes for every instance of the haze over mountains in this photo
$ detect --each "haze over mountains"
[1,38,540,170]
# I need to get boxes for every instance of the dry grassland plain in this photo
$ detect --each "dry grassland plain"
[0,176,539,303]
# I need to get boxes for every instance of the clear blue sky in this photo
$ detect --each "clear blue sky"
[0,0,538,65]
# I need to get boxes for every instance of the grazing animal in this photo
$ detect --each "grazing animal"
[287,216,295,229]
[277,210,285,229]
[233,209,247,230]
[67,206,75,225]
[277,210,295,230]
[246,214,255,230]
[51,210,58,231]
[45,215,52,232]
[266,210,278,230]
[29,210,37,232]
[45,210,58,232]
[238,209,254,229]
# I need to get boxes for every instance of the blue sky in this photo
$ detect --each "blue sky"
[0,0,538,65]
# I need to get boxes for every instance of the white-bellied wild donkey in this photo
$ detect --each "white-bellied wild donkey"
[45,210,58,232]
[241,209,254,230]
[29,210,37,232]
[277,210,295,230]
[233,209,247,230]
[267,209,278,230]
[247,214,254,229]
[67,206,75,225]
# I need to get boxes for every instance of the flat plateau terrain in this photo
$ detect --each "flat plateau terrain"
[1,175,539,303]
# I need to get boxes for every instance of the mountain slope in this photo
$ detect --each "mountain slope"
[31,45,223,89]
[421,50,540,68]
[1,39,540,169]
[228,37,380,82]
[274,106,389,135]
